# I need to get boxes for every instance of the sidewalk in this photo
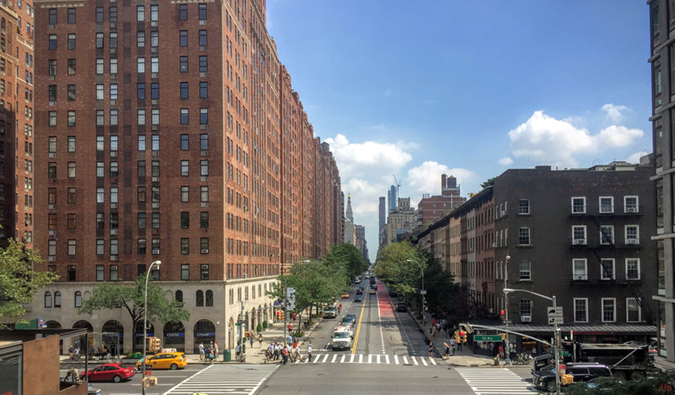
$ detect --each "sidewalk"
[404,305,494,367]
[59,319,323,367]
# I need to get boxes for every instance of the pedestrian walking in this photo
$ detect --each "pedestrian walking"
[249,334,254,349]
[282,346,289,365]
[449,337,456,355]
[273,342,280,360]
[235,343,241,362]
[214,341,219,359]
[444,343,451,360]
[428,342,434,358]
[307,342,313,363]
[258,333,264,348]
[286,334,293,345]
[199,342,205,360]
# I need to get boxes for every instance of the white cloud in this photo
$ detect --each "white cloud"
[382,89,393,97]
[325,134,413,181]
[507,111,644,168]
[406,161,476,205]
[601,104,630,123]
[498,157,514,166]
[627,151,643,164]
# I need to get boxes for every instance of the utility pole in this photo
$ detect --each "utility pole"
[283,276,287,345]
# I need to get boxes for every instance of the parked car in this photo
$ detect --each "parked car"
[396,302,407,312]
[80,363,136,383]
[533,363,612,393]
[136,352,187,371]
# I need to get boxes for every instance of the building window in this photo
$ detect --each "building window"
[67,8,76,23]
[518,227,530,245]
[602,298,615,322]
[74,291,82,306]
[150,83,159,100]
[180,56,188,73]
[68,266,77,282]
[200,160,209,176]
[200,186,209,202]
[137,110,146,125]
[181,264,189,281]
[199,82,208,98]
[49,34,57,50]
[181,212,189,229]
[178,4,187,20]
[151,238,160,254]
[180,108,189,124]
[572,225,586,245]
[205,290,213,306]
[179,30,188,47]
[110,239,119,256]
[151,109,160,125]
[600,225,614,245]
[625,225,639,245]
[574,298,588,323]
[198,29,207,46]
[44,291,52,308]
[151,212,160,229]
[110,84,118,100]
[96,265,104,281]
[199,3,207,20]
[137,83,145,99]
[517,199,529,215]
[67,213,76,229]
[96,239,104,255]
[180,82,189,99]
[95,7,104,23]
[48,85,57,101]
[67,33,76,49]
[110,32,118,48]
[196,290,204,306]
[200,134,209,150]
[68,162,76,178]
[67,111,76,126]
[137,213,146,229]
[137,32,145,47]
[67,239,76,255]
[97,188,105,203]
[181,186,189,202]
[626,298,641,322]
[571,197,586,214]
[111,110,119,125]
[200,238,209,253]
[200,108,208,125]
[181,160,189,176]
[181,238,189,255]
[201,264,209,280]
[519,299,532,317]
[138,135,146,151]
[137,57,145,73]
[96,33,104,48]
[519,261,531,280]
[599,196,613,213]
[150,31,158,47]
[199,56,208,72]
[601,259,615,280]
[151,57,159,73]
[150,4,158,21]
[573,259,587,280]
[110,265,118,281]
[626,258,640,280]
[624,196,639,213]
[49,8,57,25]
[136,5,145,21]
[54,292,61,308]
[138,239,147,255]
[48,240,57,257]
[200,212,209,229]
[180,134,189,150]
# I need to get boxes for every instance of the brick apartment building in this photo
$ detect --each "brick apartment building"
[0,0,34,247]
[29,0,341,354]
[417,162,657,349]
[417,174,466,227]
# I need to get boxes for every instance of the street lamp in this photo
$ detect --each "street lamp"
[406,258,426,325]
[142,260,161,395]
[503,288,560,395]
[503,255,511,325]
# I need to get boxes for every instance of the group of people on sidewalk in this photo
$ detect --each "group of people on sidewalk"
[264,340,313,365]
[198,341,219,363]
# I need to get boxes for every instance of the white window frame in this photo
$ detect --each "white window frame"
[599,196,614,213]
[601,258,615,280]
[573,298,588,323]
[571,197,586,214]
[572,259,588,280]
[518,199,530,215]
[625,258,640,280]
[519,261,531,280]
[625,225,639,245]
[626,297,642,323]
[601,298,616,323]
[624,195,639,213]
[572,225,587,245]
[599,225,614,245]
[518,227,530,246]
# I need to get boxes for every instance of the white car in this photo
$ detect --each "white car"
[332,329,352,351]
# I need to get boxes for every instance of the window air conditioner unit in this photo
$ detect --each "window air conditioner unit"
[201,249,209,254]
[520,315,531,323]
[573,239,586,245]
[152,203,159,209]
[626,239,639,245]
[152,177,159,182]
[626,207,638,213]
[110,255,118,261]
[152,249,160,255]
[110,229,118,236]
[574,275,587,281]
[48,256,56,261]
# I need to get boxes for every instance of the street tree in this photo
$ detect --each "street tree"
[0,239,57,325]
[323,243,368,282]
[374,241,426,302]
[78,275,189,348]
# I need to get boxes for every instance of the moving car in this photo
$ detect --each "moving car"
[533,363,612,393]
[354,295,363,302]
[342,315,356,326]
[369,288,376,295]
[356,289,363,295]
[323,306,337,318]
[332,328,352,350]
[80,363,136,383]
[135,352,187,371]
[341,291,350,298]
[396,302,407,312]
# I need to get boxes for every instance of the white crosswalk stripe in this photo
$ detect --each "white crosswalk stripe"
[303,354,440,367]
[163,364,278,395]
[455,367,537,395]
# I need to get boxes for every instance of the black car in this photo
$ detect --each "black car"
[356,289,363,295]
[354,295,363,302]
[533,363,612,393]
[396,302,407,312]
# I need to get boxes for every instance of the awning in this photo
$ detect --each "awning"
[482,323,656,335]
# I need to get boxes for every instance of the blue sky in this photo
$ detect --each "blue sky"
[265,1,652,261]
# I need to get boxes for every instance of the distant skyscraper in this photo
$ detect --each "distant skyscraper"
[389,185,398,212]
[378,197,386,248]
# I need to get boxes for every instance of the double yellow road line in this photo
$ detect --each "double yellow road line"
[350,290,369,354]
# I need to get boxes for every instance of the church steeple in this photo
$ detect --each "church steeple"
[346,193,354,222]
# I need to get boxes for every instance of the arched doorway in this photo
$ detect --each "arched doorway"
[45,320,62,329]
[163,322,185,352]
[72,320,93,332]
[102,320,124,357]
[72,320,93,350]
[134,321,155,352]
[193,319,215,353]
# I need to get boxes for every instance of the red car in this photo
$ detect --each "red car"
[80,363,136,383]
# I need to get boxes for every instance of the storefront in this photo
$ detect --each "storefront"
[163,322,186,352]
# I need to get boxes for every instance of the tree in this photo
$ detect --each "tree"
[481,177,496,189]
[78,275,189,348]
[323,243,368,282]
[0,239,57,325]
[374,241,426,302]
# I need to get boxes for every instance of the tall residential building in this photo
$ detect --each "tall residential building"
[0,2,34,247]
[31,0,340,354]
[355,224,368,262]
[418,174,466,226]
[388,184,397,212]
[378,196,385,248]
[385,197,417,243]
[648,0,675,362]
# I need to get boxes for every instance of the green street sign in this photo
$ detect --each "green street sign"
[473,335,503,342]
[559,351,570,357]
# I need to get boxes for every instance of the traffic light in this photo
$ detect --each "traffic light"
[460,331,467,343]
[500,333,506,341]
[423,298,428,312]
[280,311,285,320]
[500,310,505,320]
[149,337,161,353]
[454,331,461,343]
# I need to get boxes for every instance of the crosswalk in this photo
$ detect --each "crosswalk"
[297,353,439,366]
[163,364,279,395]
[455,368,537,395]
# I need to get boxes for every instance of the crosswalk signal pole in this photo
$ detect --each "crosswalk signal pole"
[283,276,287,346]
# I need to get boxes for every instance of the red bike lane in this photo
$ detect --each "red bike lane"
[376,280,394,317]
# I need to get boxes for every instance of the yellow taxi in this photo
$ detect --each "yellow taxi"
[341,292,350,298]
[135,352,187,371]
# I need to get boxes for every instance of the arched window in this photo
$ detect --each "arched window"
[74,291,82,308]
[54,291,62,308]
[196,290,204,306]
[44,291,52,308]
[1,18,5,34]
[205,290,213,306]
[175,290,183,303]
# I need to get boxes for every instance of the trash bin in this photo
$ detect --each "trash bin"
[223,349,231,362]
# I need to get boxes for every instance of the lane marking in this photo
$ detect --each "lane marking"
[376,354,381,364]
[322,354,329,363]
[394,355,399,365]
[349,354,355,363]
[403,356,409,364]
[359,354,363,363]
[351,286,369,355]
[429,358,437,366]
[385,355,390,364]
[412,356,419,366]
[331,354,337,363]
[368,354,372,364]
[421,358,428,366]
[340,355,346,363]
[163,365,213,394]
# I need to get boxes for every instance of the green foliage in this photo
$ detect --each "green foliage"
[256,324,263,333]
[481,177,496,189]
[262,320,268,329]
[0,240,58,325]
[78,275,189,345]
[374,242,427,301]
[323,243,368,282]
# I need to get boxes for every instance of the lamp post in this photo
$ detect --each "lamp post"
[406,258,426,325]
[504,255,511,326]
[142,260,161,395]
[503,288,560,395]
